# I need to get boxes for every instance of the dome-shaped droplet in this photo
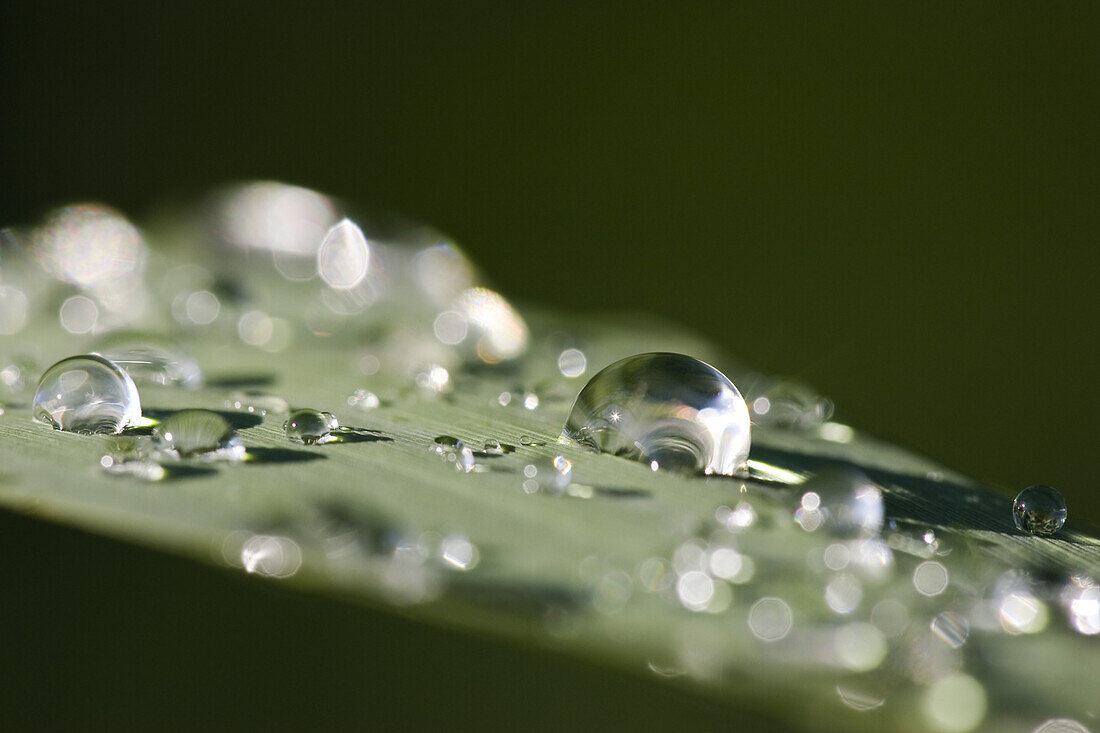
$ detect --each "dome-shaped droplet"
[152,409,244,461]
[561,353,750,475]
[797,466,885,538]
[96,334,203,390]
[440,287,529,364]
[32,354,142,434]
[284,409,339,445]
[1012,485,1067,536]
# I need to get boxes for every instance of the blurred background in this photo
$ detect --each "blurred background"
[1,2,1097,728]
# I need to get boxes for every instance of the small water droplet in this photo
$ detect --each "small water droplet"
[100,454,167,481]
[448,287,529,364]
[930,612,969,648]
[561,353,750,476]
[1012,484,1067,535]
[557,348,587,378]
[284,409,339,445]
[317,219,371,290]
[747,377,834,429]
[97,334,203,389]
[482,439,505,455]
[496,391,512,407]
[415,364,450,394]
[0,284,30,335]
[153,409,245,461]
[523,392,539,410]
[519,435,534,446]
[798,467,884,538]
[346,389,380,410]
[33,354,142,434]
[439,534,479,570]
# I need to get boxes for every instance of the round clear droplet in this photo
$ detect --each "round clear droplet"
[560,352,750,475]
[33,354,142,434]
[284,409,339,445]
[1012,484,1067,536]
[153,409,244,460]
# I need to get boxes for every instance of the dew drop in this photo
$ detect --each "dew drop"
[152,409,245,461]
[0,284,30,335]
[1012,484,1067,536]
[449,287,529,364]
[346,389,380,410]
[33,354,142,434]
[284,409,339,445]
[97,335,203,390]
[798,467,884,538]
[557,348,587,378]
[482,439,505,455]
[561,353,750,476]
[747,377,833,429]
[519,435,534,446]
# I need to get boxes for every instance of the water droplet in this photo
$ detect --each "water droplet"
[284,409,339,445]
[152,409,245,461]
[748,597,793,641]
[97,335,203,390]
[824,573,863,614]
[415,364,450,394]
[225,392,290,416]
[913,560,950,596]
[1033,718,1091,733]
[676,570,715,612]
[449,287,529,363]
[519,435,535,446]
[496,391,512,407]
[557,348,587,378]
[930,612,969,648]
[561,353,750,476]
[100,454,167,481]
[1012,484,1067,535]
[798,467,884,538]
[33,354,142,434]
[59,295,99,334]
[33,204,146,288]
[439,534,479,570]
[215,181,337,256]
[0,284,29,335]
[317,219,371,290]
[520,456,573,494]
[481,439,505,455]
[346,389,380,410]
[921,673,986,732]
[747,378,834,429]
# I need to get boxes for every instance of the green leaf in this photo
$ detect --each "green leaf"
[1,253,1097,733]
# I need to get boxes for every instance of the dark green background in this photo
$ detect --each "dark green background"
[0,3,1096,727]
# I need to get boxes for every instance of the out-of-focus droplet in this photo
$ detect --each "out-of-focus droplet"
[411,242,479,306]
[172,289,220,326]
[931,612,969,648]
[1012,484,1067,535]
[676,570,715,612]
[415,363,451,395]
[1033,718,1091,733]
[799,467,884,538]
[825,573,863,614]
[33,354,142,434]
[439,534,479,570]
[33,204,145,288]
[317,219,371,290]
[153,409,244,461]
[100,454,167,481]
[97,334,203,390]
[215,181,337,256]
[284,409,339,445]
[748,597,793,641]
[237,310,292,352]
[450,287,529,364]
[347,389,380,410]
[921,673,986,733]
[1063,579,1100,636]
[747,377,834,429]
[59,295,98,334]
[520,455,574,494]
[561,353,750,476]
[913,560,950,596]
[0,284,29,335]
[557,348,587,378]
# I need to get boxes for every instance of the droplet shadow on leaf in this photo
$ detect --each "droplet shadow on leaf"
[592,486,652,500]
[245,448,327,464]
[162,465,220,480]
[204,373,277,389]
[143,408,264,431]
[329,427,394,444]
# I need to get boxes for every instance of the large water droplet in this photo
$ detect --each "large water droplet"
[33,204,146,288]
[560,353,750,475]
[444,287,529,364]
[33,354,142,434]
[96,334,203,390]
[284,409,339,445]
[152,409,245,460]
[1012,485,1067,536]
